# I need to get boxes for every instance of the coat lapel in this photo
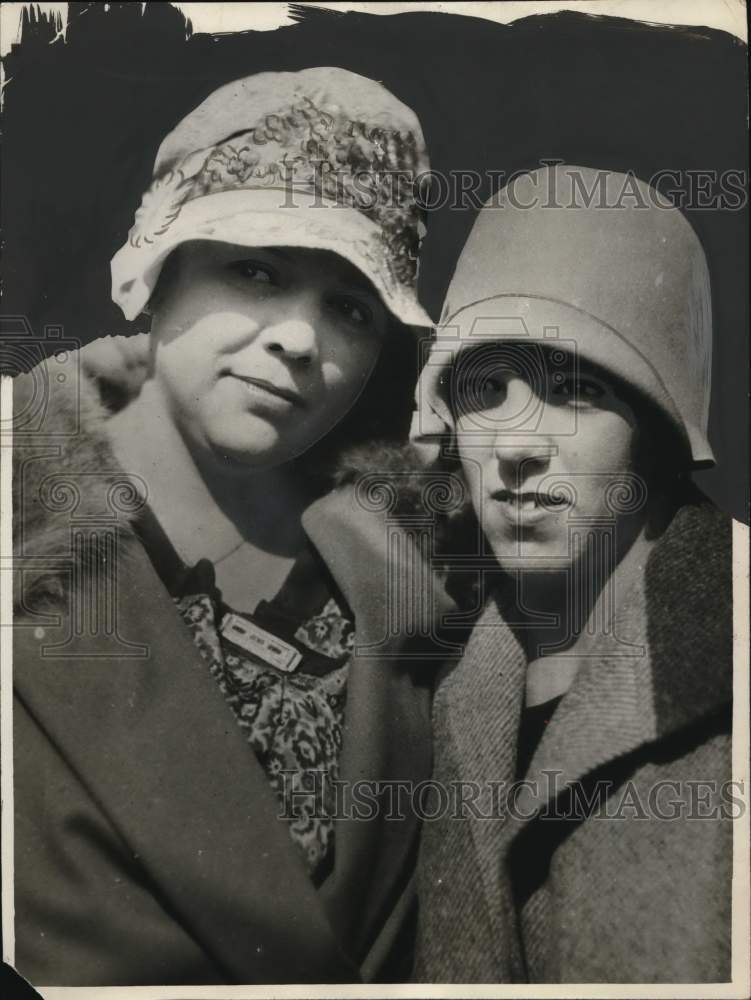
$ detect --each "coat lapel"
[517,548,657,818]
[435,594,528,980]
[441,596,527,799]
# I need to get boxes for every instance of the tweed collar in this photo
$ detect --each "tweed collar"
[531,497,731,789]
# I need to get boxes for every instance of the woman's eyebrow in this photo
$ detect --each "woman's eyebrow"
[250,248,377,295]
[331,267,379,295]
[259,247,294,263]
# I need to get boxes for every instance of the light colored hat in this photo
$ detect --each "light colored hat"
[414,164,714,466]
[111,67,431,328]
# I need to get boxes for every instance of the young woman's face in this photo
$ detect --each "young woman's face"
[149,242,389,468]
[451,343,646,571]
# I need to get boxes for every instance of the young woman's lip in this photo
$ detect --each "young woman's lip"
[488,489,571,526]
[490,489,573,510]
[231,374,305,408]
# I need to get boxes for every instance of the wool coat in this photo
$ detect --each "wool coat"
[11,360,454,987]
[414,496,734,983]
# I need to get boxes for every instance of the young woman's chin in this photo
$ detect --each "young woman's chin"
[485,535,589,574]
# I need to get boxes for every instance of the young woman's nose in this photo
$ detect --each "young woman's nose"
[493,437,554,487]
[490,378,556,485]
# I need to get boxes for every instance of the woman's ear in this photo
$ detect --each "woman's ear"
[147,247,184,317]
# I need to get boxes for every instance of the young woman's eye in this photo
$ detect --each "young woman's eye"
[552,376,606,404]
[233,260,277,285]
[481,375,504,396]
[476,373,507,408]
[330,295,374,328]
[453,373,505,415]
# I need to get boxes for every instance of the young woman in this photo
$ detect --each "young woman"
[12,67,448,986]
[411,165,733,983]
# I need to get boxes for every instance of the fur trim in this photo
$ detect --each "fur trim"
[333,441,454,514]
[12,357,142,611]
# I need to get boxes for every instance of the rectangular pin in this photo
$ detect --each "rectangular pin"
[220,613,303,673]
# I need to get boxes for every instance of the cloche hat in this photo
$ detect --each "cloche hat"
[111,67,432,329]
[414,164,714,466]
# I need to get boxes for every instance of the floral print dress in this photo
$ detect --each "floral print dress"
[134,508,354,882]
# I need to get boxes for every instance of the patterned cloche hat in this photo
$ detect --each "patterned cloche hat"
[111,67,432,328]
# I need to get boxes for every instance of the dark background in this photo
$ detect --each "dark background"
[2,2,748,521]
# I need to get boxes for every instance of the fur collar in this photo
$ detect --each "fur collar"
[12,360,144,609]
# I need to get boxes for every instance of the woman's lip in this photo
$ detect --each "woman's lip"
[230,374,305,408]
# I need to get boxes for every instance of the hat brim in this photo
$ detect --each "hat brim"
[111,188,433,330]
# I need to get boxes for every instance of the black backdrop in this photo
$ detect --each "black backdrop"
[2,2,748,520]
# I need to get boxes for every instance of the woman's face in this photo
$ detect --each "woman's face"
[149,241,389,468]
[451,343,646,572]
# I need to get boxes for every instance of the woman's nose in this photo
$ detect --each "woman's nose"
[261,305,319,366]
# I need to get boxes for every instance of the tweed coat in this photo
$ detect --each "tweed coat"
[414,495,734,983]
[11,359,454,987]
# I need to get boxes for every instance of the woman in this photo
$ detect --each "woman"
[410,166,733,983]
[12,67,450,986]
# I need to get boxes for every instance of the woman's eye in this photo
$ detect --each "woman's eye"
[233,260,277,284]
[330,296,374,328]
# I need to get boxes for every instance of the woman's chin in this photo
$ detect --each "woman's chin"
[214,443,294,470]
[201,424,294,470]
